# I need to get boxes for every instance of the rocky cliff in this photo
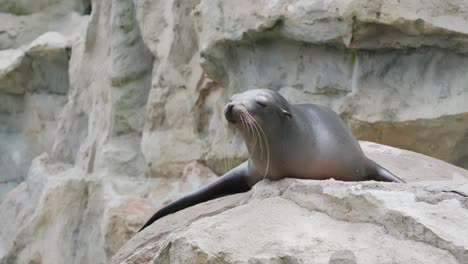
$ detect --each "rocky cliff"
[0,0,468,263]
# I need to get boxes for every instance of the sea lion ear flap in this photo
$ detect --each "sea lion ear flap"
[282,109,292,118]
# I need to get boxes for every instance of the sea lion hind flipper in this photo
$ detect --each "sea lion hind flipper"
[138,162,251,232]
[367,159,405,183]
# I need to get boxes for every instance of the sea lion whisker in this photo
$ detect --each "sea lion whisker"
[245,115,259,160]
[223,119,229,171]
[240,111,254,148]
[233,111,250,169]
[249,122,259,158]
[244,112,270,179]
[242,110,264,160]
[224,111,236,170]
[250,115,270,179]
[250,115,264,161]
[239,112,256,157]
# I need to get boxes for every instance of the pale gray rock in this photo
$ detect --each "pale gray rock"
[0,0,90,49]
[0,32,71,95]
[197,0,468,169]
[111,143,468,264]
[112,177,468,264]
[138,0,219,178]
[0,154,217,264]
[0,32,71,200]
[0,49,27,94]
[361,141,468,182]
[0,0,90,15]
[50,0,153,178]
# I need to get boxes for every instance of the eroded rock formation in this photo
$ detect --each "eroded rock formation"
[112,176,468,264]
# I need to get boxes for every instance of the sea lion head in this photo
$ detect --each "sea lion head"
[224,89,292,127]
[224,89,292,170]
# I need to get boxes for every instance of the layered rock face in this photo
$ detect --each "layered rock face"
[195,0,468,170]
[0,30,73,197]
[0,0,90,198]
[113,142,468,264]
[1,0,468,263]
[113,175,468,264]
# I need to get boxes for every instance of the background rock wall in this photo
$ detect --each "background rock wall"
[0,0,467,263]
[196,0,468,169]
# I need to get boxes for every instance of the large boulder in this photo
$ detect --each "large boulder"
[111,143,468,263]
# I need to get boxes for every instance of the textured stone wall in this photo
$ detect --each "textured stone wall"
[196,0,468,169]
[0,0,467,263]
[0,32,72,199]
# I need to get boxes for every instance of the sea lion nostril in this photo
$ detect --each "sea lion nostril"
[224,103,237,123]
[227,104,234,114]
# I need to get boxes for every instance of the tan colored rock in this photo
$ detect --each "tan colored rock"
[0,155,218,264]
[112,177,468,264]
[0,154,84,264]
[99,160,227,259]
[103,198,155,260]
[111,144,468,263]
[111,192,248,264]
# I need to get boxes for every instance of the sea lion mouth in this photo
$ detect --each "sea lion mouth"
[226,117,237,124]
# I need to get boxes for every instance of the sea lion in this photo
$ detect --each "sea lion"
[139,89,404,232]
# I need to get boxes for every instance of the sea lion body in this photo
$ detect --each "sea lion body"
[250,103,368,182]
[139,89,403,232]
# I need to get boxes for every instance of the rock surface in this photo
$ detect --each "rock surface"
[112,142,468,263]
[1,0,468,263]
[0,31,71,200]
[112,177,468,264]
[0,0,89,49]
[0,156,217,264]
[196,0,468,169]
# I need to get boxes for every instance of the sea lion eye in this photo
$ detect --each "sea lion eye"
[256,95,269,107]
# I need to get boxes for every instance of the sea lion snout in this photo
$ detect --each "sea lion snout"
[224,103,238,124]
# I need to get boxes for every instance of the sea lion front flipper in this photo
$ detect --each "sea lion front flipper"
[138,162,251,232]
